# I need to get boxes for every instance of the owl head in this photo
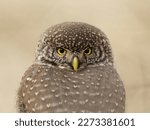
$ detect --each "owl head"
[35,22,113,71]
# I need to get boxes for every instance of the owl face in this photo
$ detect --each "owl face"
[50,46,97,71]
[36,22,113,71]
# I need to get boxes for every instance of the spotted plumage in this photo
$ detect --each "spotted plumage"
[17,22,125,113]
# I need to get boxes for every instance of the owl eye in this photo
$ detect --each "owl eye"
[84,48,92,55]
[57,48,66,56]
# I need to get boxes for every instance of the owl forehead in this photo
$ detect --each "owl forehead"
[43,22,105,52]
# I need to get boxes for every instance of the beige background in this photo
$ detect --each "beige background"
[0,0,150,112]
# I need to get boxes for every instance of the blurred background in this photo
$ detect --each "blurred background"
[0,0,150,112]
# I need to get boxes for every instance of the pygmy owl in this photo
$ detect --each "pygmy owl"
[17,22,125,113]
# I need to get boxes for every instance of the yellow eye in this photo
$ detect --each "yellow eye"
[57,48,66,56]
[84,48,92,55]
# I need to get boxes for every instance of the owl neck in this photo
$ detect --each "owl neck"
[35,57,57,67]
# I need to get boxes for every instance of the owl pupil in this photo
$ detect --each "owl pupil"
[60,49,64,53]
[85,49,90,53]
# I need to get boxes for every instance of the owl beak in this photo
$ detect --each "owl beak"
[72,56,79,71]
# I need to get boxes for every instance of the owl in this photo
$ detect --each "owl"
[17,22,125,113]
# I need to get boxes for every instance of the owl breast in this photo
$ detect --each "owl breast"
[19,64,125,113]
